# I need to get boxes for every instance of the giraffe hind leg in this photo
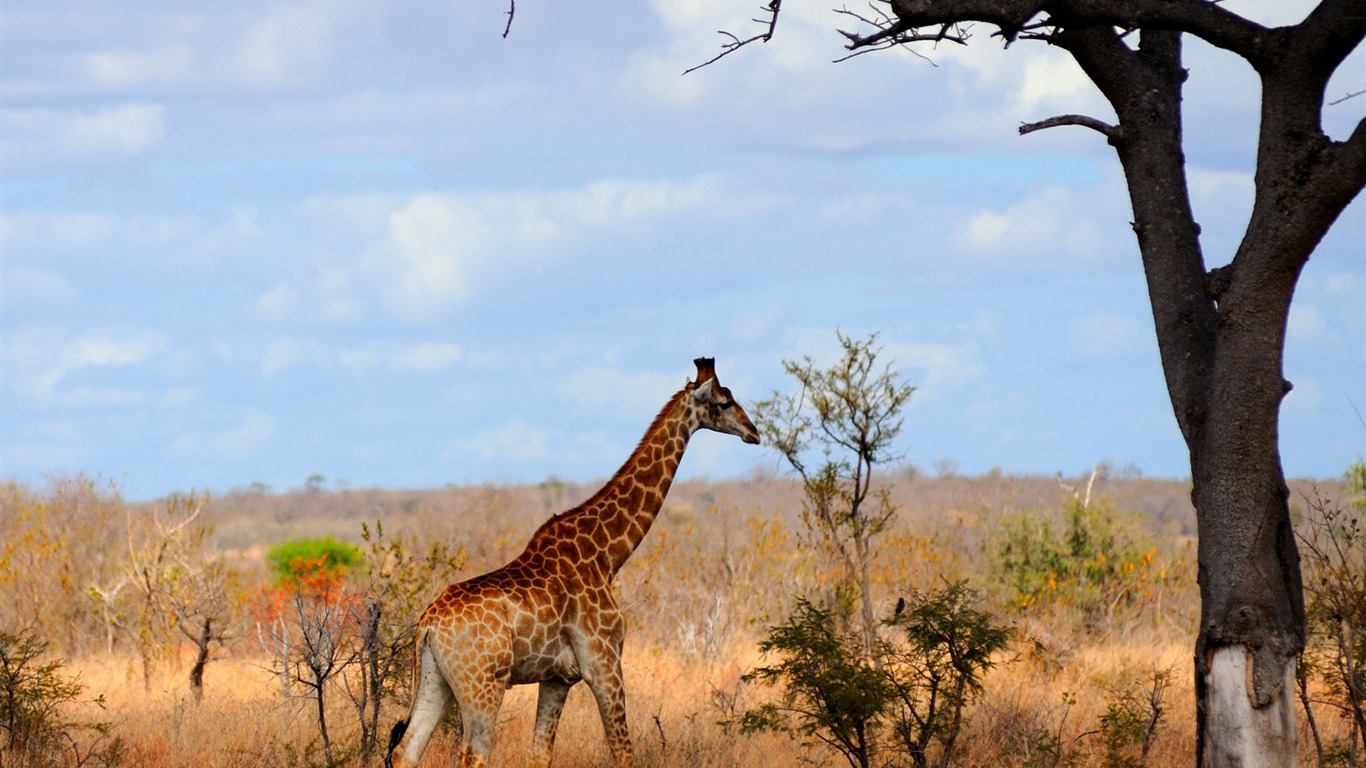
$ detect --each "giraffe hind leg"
[453,681,505,768]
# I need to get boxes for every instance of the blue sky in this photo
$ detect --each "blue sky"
[2,0,1363,500]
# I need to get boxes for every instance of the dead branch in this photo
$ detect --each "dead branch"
[834,6,966,58]
[1019,113,1122,142]
[684,0,782,75]
[503,0,515,39]
[1329,88,1366,106]
[840,23,968,52]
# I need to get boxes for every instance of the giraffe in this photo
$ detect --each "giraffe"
[386,357,760,768]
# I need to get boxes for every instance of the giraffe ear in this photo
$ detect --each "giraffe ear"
[691,377,717,403]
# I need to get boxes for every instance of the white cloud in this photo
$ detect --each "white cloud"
[1068,312,1150,359]
[1288,303,1326,345]
[448,418,553,464]
[84,46,196,90]
[562,366,680,416]
[1015,55,1093,112]
[0,211,121,251]
[1323,272,1366,334]
[233,4,337,87]
[368,176,732,322]
[4,327,164,401]
[961,184,1120,265]
[1188,168,1253,202]
[884,339,988,401]
[255,338,329,377]
[0,210,203,257]
[380,194,481,319]
[0,103,166,171]
[252,284,299,322]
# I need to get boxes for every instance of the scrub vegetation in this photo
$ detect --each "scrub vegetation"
[1,463,1360,767]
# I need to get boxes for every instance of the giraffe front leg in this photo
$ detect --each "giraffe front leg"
[580,646,633,768]
[530,678,574,766]
[586,670,633,768]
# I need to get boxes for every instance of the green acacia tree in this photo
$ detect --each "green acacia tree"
[266,536,363,586]
[741,599,893,768]
[754,330,915,659]
[882,581,1014,768]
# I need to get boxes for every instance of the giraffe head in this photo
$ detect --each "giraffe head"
[688,357,760,445]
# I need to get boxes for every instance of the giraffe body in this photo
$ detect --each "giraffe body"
[389,358,759,768]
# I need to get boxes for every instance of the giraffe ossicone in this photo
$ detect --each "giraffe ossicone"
[387,357,760,768]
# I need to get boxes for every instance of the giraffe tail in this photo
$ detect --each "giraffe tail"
[384,718,408,768]
[386,626,426,768]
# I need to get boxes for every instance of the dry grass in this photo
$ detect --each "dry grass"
[7,472,1358,767]
[38,609,1363,767]
[57,634,1200,768]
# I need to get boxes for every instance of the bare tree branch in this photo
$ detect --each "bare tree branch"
[840,17,968,51]
[1019,113,1122,142]
[684,0,783,75]
[1329,88,1366,106]
[868,0,1272,59]
[503,0,515,39]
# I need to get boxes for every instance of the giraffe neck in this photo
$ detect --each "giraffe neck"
[523,387,696,580]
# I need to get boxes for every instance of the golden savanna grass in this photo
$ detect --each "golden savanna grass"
[6,472,1358,767]
[67,638,1197,768]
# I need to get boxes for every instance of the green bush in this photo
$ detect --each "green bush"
[265,537,363,586]
[883,581,1013,768]
[1097,668,1170,768]
[989,495,1155,622]
[740,584,1013,768]
[0,628,120,766]
[740,599,892,768]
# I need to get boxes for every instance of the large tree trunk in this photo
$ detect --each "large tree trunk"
[1189,314,1303,767]
[1056,25,1339,767]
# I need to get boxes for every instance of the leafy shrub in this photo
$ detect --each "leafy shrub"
[1097,668,1170,768]
[989,495,1160,627]
[266,537,363,586]
[882,580,1013,768]
[0,628,121,767]
[741,584,1013,768]
[740,598,892,768]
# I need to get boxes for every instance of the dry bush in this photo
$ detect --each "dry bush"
[1,476,129,657]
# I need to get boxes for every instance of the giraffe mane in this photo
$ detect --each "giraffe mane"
[531,385,691,532]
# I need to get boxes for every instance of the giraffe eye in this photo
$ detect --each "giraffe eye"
[718,401,733,410]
